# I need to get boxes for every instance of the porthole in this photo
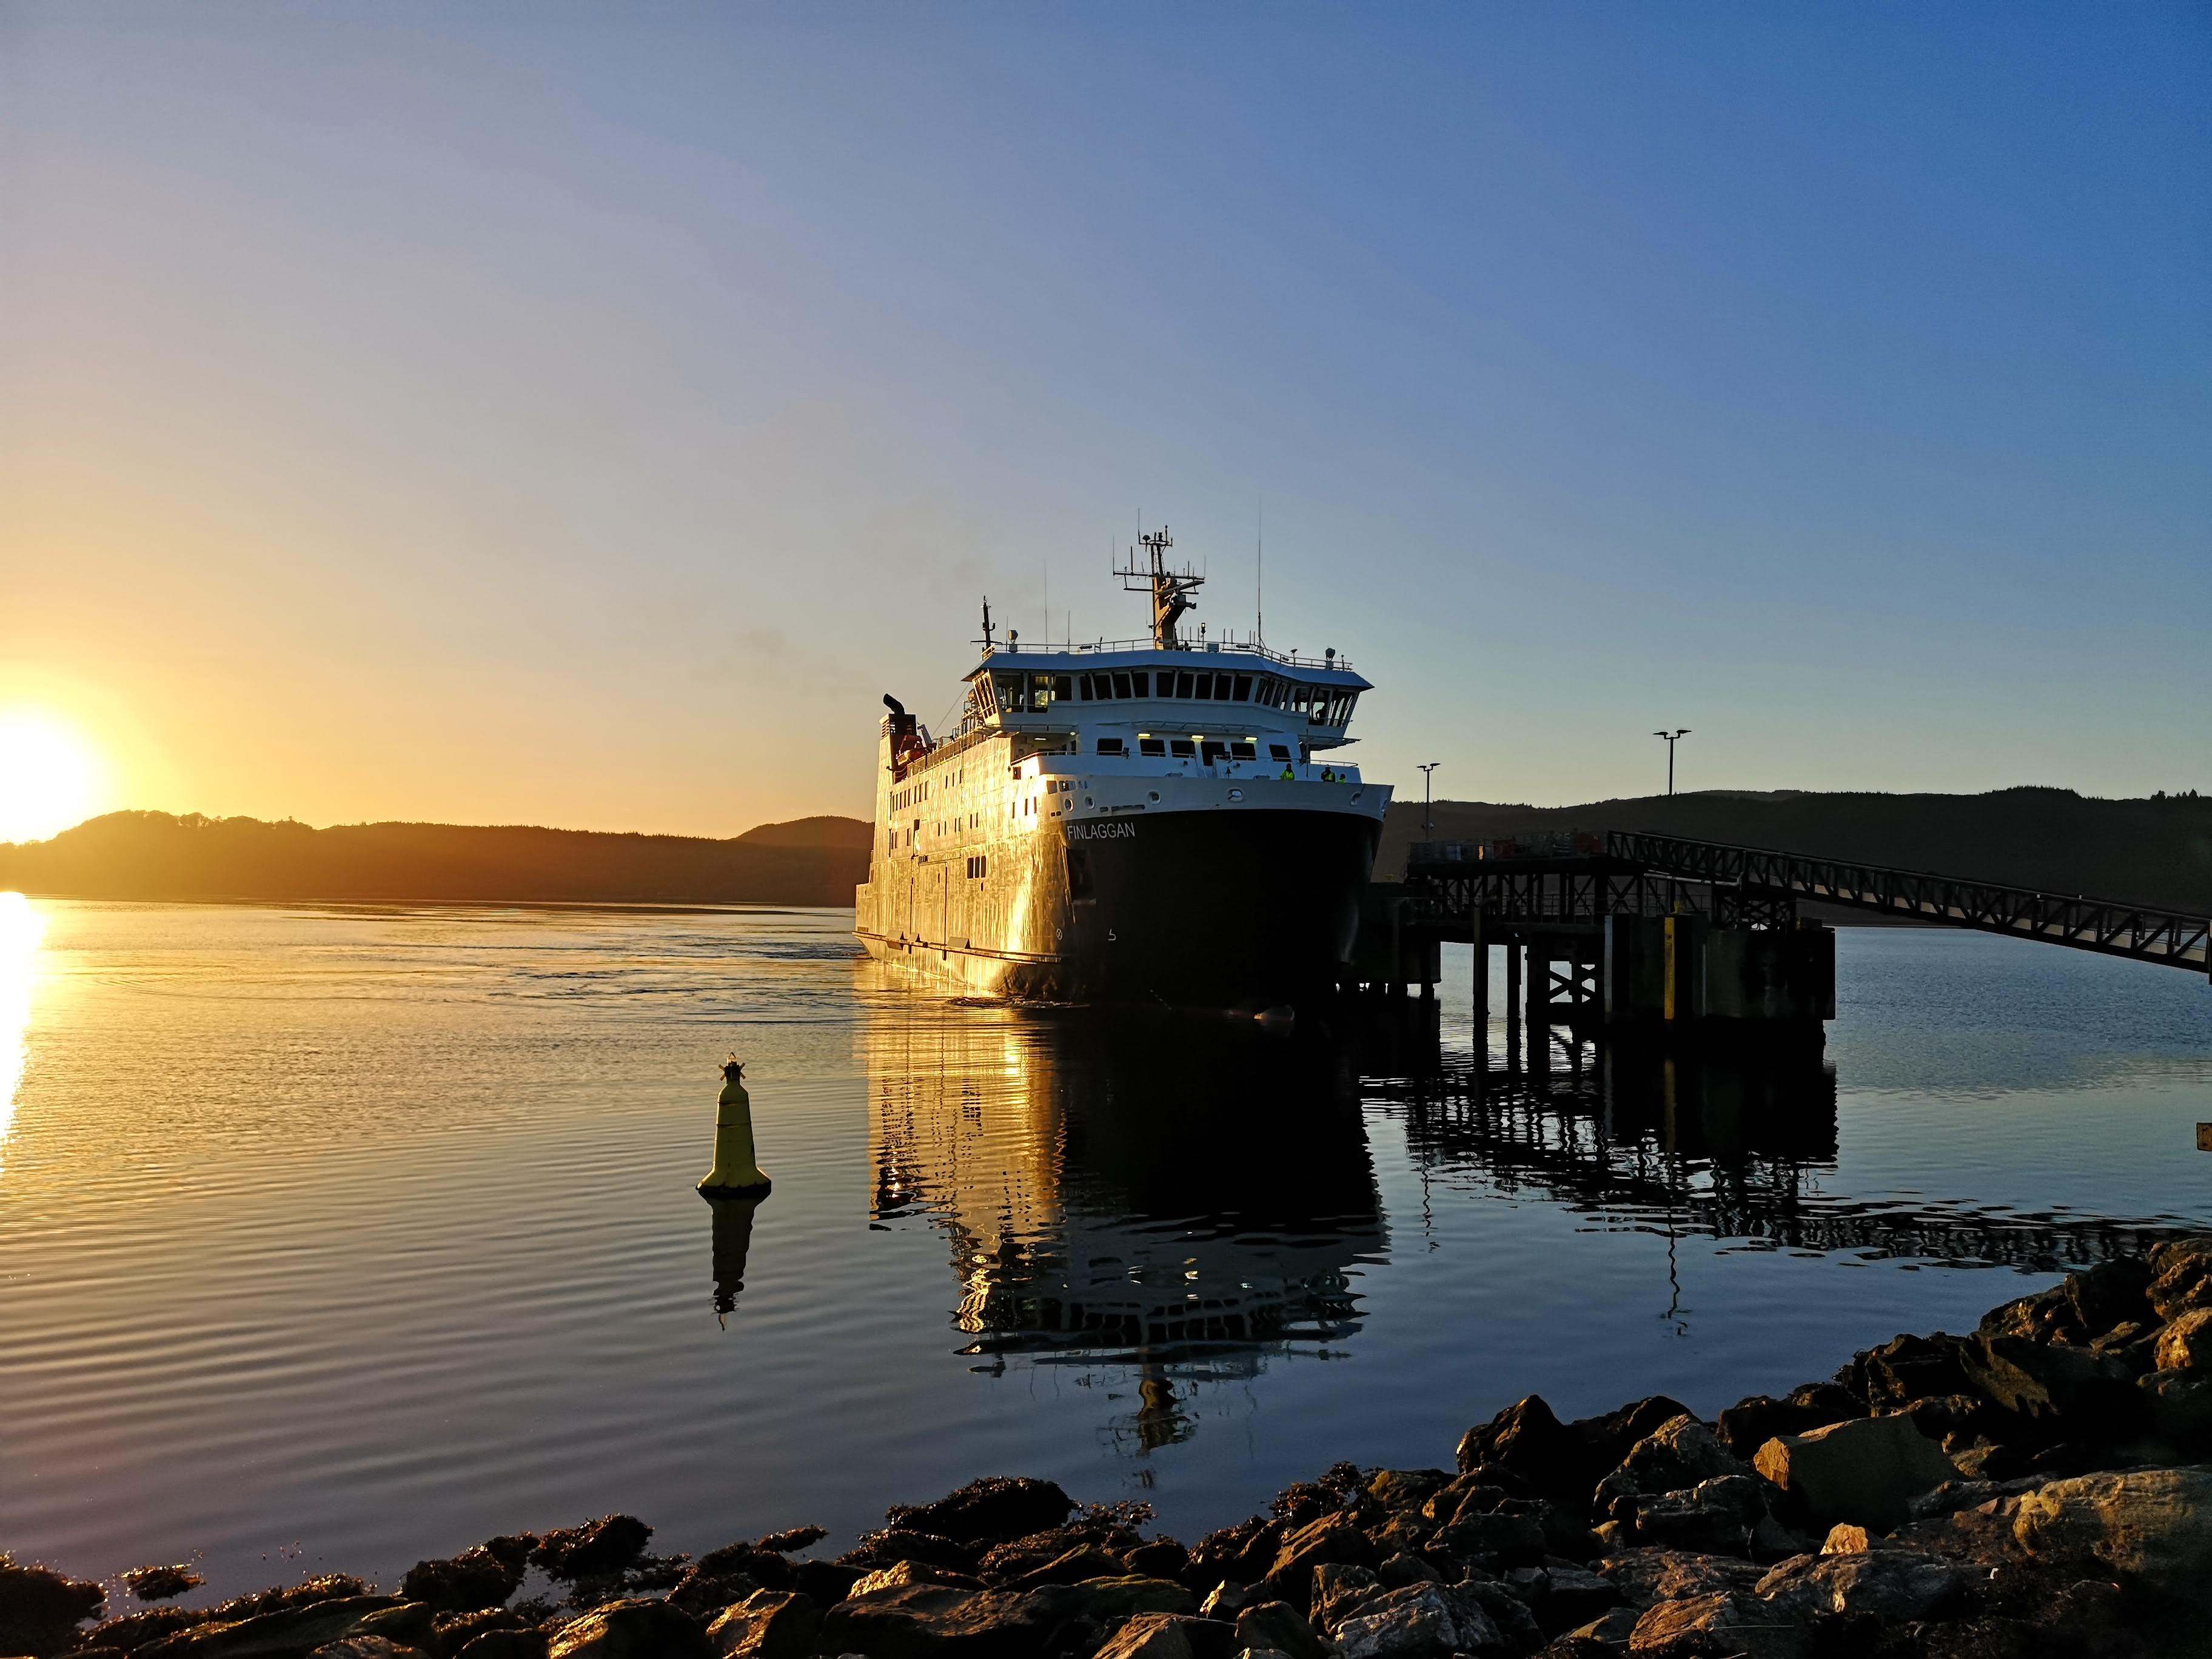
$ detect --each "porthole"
[1148,791,1161,802]
[1227,788,1244,802]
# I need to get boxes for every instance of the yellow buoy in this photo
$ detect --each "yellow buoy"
[699,1055,772,1199]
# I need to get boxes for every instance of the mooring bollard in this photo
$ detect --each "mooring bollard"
[699,1054,772,1200]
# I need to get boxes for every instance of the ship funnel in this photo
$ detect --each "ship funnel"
[883,694,907,718]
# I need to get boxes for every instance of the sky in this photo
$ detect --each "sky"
[2,2,2207,837]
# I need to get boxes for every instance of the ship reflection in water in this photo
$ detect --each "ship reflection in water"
[862,1004,1387,1451]
[853,997,2169,1450]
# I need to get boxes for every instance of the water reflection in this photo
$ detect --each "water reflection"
[863,1004,1387,1445]
[0,893,43,1175]
[1369,1030,2175,1272]
[709,1196,764,1326]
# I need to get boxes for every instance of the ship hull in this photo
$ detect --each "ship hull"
[859,805,1379,1008]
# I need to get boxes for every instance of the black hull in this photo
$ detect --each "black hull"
[867,808,1380,1008]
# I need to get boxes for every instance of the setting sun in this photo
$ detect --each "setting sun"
[0,711,109,845]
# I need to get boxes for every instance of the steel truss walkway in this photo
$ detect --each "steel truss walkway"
[1607,831,2210,976]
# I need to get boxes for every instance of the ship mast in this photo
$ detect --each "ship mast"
[1114,526,1205,649]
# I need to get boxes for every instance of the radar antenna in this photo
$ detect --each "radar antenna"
[976,595,996,657]
[1114,526,1205,649]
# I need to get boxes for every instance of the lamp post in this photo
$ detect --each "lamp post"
[1418,762,1441,839]
[1653,729,1690,797]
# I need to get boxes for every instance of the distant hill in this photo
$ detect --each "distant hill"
[1378,787,2212,916]
[0,811,875,907]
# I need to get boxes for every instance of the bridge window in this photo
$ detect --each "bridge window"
[1230,742,1255,760]
[1139,738,1167,757]
[1111,671,1132,699]
[1077,674,1095,701]
[1200,740,1227,765]
[1170,739,1195,758]
[1171,671,1190,698]
[1194,674,1213,700]
[1096,737,1125,756]
[1233,674,1252,701]
[993,673,1027,712]
[1269,744,1291,761]
[1053,675,1073,702]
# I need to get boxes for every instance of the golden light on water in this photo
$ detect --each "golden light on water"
[0,710,109,844]
[0,893,44,1170]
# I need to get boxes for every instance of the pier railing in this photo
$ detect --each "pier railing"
[1609,831,2210,974]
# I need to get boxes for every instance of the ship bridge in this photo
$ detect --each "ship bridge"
[966,641,1368,751]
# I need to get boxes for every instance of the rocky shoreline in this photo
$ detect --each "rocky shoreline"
[9,1241,2212,1659]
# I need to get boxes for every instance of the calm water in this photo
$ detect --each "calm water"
[3,896,2209,1597]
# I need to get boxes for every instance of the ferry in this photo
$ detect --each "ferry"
[856,530,1391,1006]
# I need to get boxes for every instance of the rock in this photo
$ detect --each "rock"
[454,1633,549,1659]
[2148,1239,2212,1321]
[1562,1607,1639,1646]
[1948,1439,2033,1481]
[307,1641,425,1659]
[756,1527,828,1554]
[1434,1509,1546,1567]
[1007,1546,1125,1589]
[0,1556,107,1657]
[1715,1396,1852,1463]
[705,1590,822,1659]
[838,1533,980,1576]
[401,1549,525,1614]
[794,1562,862,1606]
[1307,1564,1381,1633]
[885,1480,1077,1545]
[819,1577,1195,1659]
[695,1547,795,1592]
[1977,1283,2077,1344]
[1455,1397,1584,1487]
[1232,1602,1327,1659]
[2012,1466,2212,1605]
[1753,1550,1966,1622]
[125,1567,205,1604]
[2156,1308,2212,1371]
[2064,1257,2156,1336]
[1372,1555,1438,1589]
[137,1597,409,1659]
[1962,1335,2144,1431]
[532,1519,654,1581]
[1333,1584,1502,1659]
[548,1600,708,1659]
[1198,1583,1250,1619]
[1624,1591,1808,1657]
[82,1606,207,1654]
[1629,1475,1771,1556]
[1517,1567,1621,1637]
[1819,1524,1869,1554]
[1262,1515,1376,1607]
[1594,1418,1748,1520]
[1092,1614,1213,1659]
[1124,1543,1188,1583]
[2140,1368,2212,1444]
[851,1564,984,1598]
[1905,1476,2042,1521]
[1850,1333,1976,1409]
[1453,1581,1541,1652]
[1597,1549,1766,1608]
[1364,1472,1450,1514]
[1752,1412,1960,1532]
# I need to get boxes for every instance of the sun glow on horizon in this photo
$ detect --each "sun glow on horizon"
[0,711,110,845]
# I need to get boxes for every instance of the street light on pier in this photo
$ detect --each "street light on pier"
[1653,729,1690,797]
[1418,762,1441,838]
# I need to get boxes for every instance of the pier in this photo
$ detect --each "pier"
[1344,828,2210,1054]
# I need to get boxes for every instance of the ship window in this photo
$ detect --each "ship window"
[1033,672,1054,708]
[1230,742,1256,760]
[1269,744,1291,761]
[1078,674,1094,701]
[1096,737,1125,756]
[994,673,1027,712]
[1200,740,1227,764]
[1233,674,1252,701]
[1173,671,1192,698]
[1193,673,1213,700]
[1054,675,1072,702]
[1139,738,1166,757]
[1170,739,1195,758]
[1111,671,1132,699]
[1129,671,1148,695]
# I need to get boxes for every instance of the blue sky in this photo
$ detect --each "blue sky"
[4,3,2205,831]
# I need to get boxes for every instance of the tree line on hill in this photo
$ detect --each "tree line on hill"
[0,811,876,907]
[1378,786,2212,916]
